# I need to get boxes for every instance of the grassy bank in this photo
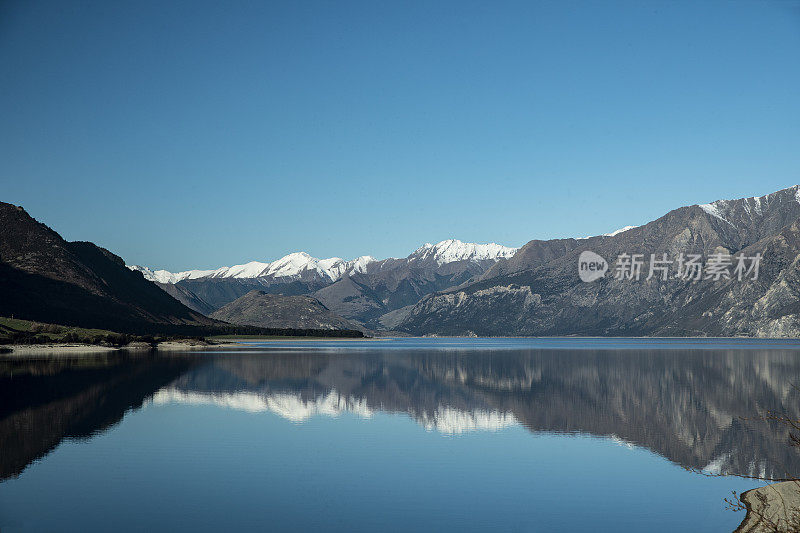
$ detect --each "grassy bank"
[0,317,168,347]
[208,334,374,341]
[0,317,366,348]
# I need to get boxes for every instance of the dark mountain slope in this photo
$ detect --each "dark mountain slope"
[310,256,501,327]
[481,238,583,280]
[173,278,328,313]
[211,290,359,330]
[0,202,220,333]
[154,281,216,316]
[312,275,388,325]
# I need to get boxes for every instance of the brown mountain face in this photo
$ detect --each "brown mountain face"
[169,277,328,314]
[0,202,221,333]
[395,186,800,336]
[481,238,583,280]
[211,290,359,330]
[314,258,490,326]
[156,281,217,316]
[167,250,501,329]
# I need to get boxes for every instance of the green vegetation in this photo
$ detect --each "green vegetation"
[1,317,117,338]
[196,325,364,339]
[0,317,366,347]
[209,334,368,341]
[0,317,159,347]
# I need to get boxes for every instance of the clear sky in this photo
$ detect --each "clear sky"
[2,0,799,271]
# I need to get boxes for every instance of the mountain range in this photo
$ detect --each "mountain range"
[128,184,800,337]
[7,184,800,337]
[0,202,361,337]
[128,239,519,330]
[394,185,800,337]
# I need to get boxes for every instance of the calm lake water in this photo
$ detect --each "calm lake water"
[2,338,800,532]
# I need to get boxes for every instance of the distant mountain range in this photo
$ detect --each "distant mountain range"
[0,202,360,337]
[130,240,516,284]
[7,184,800,337]
[132,184,800,336]
[129,239,519,330]
[395,185,800,336]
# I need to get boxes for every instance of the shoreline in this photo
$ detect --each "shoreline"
[0,338,377,356]
[1,340,246,356]
[2,343,125,356]
[3,335,800,357]
[735,481,800,532]
[0,336,381,356]
[214,336,382,343]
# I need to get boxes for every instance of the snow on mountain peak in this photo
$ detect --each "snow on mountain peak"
[410,239,518,265]
[347,255,376,273]
[264,252,322,278]
[603,225,638,237]
[127,240,518,284]
[576,225,639,240]
[698,184,800,227]
[129,251,380,284]
[128,265,215,284]
[218,261,271,279]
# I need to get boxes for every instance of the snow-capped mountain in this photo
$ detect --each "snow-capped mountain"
[127,266,215,284]
[129,252,377,284]
[578,225,639,240]
[698,184,800,231]
[128,239,517,284]
[602,225,638,237]
[395,184,800,338]
[408,239,518,266]
[127,239,520,325]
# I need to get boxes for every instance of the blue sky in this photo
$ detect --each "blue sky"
[2,0,799,270]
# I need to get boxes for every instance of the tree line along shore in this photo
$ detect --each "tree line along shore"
[0,316,365,353]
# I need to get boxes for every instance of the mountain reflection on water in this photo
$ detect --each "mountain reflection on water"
[2,339,800,483]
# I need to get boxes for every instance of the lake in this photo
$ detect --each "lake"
[2,338,800,532]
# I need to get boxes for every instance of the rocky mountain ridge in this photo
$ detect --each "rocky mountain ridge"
[131,239,520,328]
[394,185,800,336]
[210,290,359,331]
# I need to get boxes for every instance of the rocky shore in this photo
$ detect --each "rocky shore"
[736,481,800,532]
